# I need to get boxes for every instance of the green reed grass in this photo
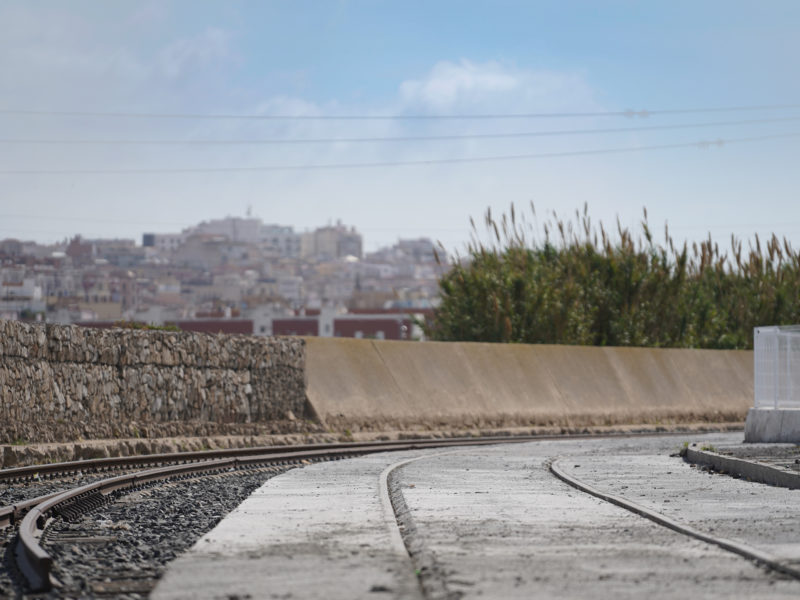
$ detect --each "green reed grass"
[428,203,800,349]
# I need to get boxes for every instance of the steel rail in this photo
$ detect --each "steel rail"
[0,430,702,483]
[4,431,712,592]
[548,457,800,581]
[0,492,63,529]
[0,432,702,530]
[17,458,233,592]
[0,436,533,528]
[0,439,415,482]
[15,446,374,592]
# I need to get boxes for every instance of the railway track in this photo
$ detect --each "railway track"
[0,431,696,597]
[372,435,800,600]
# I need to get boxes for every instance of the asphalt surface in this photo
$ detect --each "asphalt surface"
[153,433,800,599]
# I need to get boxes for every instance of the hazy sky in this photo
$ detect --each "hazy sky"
[1,0,799,253]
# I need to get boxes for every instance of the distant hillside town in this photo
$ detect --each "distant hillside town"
[0,216,448,340]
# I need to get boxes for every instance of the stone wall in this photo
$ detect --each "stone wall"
[0,319,308,443]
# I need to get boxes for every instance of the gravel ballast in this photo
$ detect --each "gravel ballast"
[0,465,295,598]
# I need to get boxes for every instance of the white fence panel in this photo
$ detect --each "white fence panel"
[754,325,800,409]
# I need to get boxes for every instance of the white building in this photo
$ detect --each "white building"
[0,277,45,316]
[260,224,301,258]
[143,232,185,254]
[301,222,363,260]
[277,275,304,303]
[191,217,262,244]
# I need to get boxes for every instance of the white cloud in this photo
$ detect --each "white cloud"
[128,2,169,28]
[397,59,598,114]
[158,28,235,80]
[400,60,519,108]
[0,4,239,112]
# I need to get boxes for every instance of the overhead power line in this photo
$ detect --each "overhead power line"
[0,226,84,236]
[1,103,800,121]
[1,116,799,146]
[1,132,797,175]
[0,214,190,227]
[0,220,466,235]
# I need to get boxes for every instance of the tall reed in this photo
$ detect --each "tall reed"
[428,203,800,349]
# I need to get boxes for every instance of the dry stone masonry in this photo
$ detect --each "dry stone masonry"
[0,319,308,444]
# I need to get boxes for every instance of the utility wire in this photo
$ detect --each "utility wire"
[1,116,799,146]
[0,226,86,236]
[2,213,797,232]
[0,222,467,235]
[1,132,797,175]
[1,104,800,121]
[0,214,190,227]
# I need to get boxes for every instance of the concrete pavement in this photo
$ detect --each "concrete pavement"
[152,451,428,600]
[153,433,800,599]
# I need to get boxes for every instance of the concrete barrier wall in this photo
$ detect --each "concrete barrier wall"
[305,338,752,430]
[0,320,307,443]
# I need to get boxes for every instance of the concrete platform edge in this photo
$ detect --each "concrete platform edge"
[684,445,800,489]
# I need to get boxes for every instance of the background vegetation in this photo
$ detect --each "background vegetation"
[112,320,180,332]
[428,204,800,349]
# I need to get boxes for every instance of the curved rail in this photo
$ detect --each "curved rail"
[0,439,418,482]
[1,430,699,483]
[15,446,380,592]
[548,457,800,580]
[1,437,541,528]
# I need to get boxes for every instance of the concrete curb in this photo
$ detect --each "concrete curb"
[379,456,428,559]
[378,451,458,558]
[684,445,800,490]
[549,457,800,580]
